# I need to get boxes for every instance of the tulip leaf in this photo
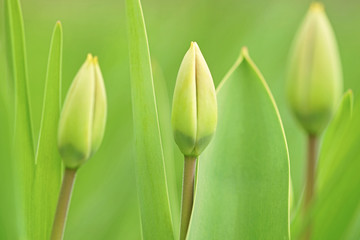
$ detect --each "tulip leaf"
[153,60,181,236]
[317,90,353,190]
[5,0,34,237]
[302,91,359,240]
[0,7,16,239]
[187,48,290,240]
[30,22,63,240]
[0,54,16,239]
[125,0,174,239]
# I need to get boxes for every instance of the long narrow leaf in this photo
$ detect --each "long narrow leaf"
[0,7,16,238]
[4,0,34,237]
[187,48,290,239]
[125,0,174,239]
[152,60,180,236]
[290,91,354,239]
[317,90,353,190]
[304,91,358,240]
[30,21,63,240]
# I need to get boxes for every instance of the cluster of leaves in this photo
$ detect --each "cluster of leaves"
[127,0,360,239]
[4,0,62,239]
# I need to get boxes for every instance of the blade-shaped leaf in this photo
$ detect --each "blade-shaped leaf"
[125,0,174,239]
[298,91,359,240]
[187,48,290,240]
[290,91,354,240]
[5,0,34,237]
[30,21,63,240]
[317,90,353,190]
[0,72,16,239]
[0,7,16,238]
[152,59,180,236]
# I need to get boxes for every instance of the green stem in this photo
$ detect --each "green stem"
[303,134,318,239]
[180,156,196,240]
[51,168,77,240]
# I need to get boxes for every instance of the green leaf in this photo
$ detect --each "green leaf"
[187,48,290,240]
[302,91,358,240]
[317,90,353,190]
[152,59,180,236]
[0,73,16,239]
[30,21,63,240]
[125,0,174,239]
[0,7,16,239]
[5,0,34,237]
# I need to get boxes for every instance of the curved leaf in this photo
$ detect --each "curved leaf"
[303,91,358,240]
[187,48,290,240]
[317,90,353,190]
[30,22,63,240]
[5,0,34,237]
[0,6,16,238]
[153,59,180,236]
[125,0,174,239]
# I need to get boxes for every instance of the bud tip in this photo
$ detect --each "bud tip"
[87,53,93,62]
[310,2,324,12]
[190,41,199,48]
[93,56,98,64]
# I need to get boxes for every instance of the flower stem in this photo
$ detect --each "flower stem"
[51,168,77,240]
[303,134,318,239]
[180,156,196,240]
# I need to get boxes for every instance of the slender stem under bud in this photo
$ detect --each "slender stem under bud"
[180,156,196,240]
[303,135,318,239]
[51,168,77,240]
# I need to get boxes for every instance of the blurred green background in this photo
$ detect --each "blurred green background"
[1,0,359,239]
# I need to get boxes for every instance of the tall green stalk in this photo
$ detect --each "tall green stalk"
[50,168,77,240]
[303,135,318,240]
[180,156,196,240]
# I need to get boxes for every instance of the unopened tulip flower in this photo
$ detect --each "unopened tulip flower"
[287,2,343,136]
[53,54,107,240]
[171,42,217,157]
[58,54,107,169]
[172,42,217,240]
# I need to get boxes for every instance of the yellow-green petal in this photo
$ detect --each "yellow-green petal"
[193,43,217,156]
[171,42,197,155]
[90,57,107,156]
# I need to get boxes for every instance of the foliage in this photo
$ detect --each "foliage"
[1,0,360,239]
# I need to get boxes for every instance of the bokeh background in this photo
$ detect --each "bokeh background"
[0,0,359,239]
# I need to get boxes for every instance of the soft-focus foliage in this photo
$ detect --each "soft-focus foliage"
[126,0,174,238]
[1,0,360,239]
[4,0,35,237]
[31,22,63,240]
[291,90,358,240]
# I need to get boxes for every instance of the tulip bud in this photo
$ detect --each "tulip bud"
[171,42,217,157]
[58,54,107,169]
[287,2,343,135]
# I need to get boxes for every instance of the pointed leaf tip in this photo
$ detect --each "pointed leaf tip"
[240,46,249,57]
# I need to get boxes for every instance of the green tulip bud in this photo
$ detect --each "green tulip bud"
[287,2,343,135]
[171,42,217,157]
[58,54,107,169]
